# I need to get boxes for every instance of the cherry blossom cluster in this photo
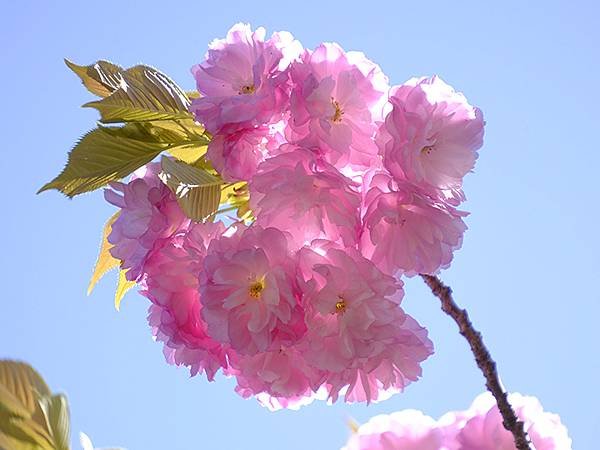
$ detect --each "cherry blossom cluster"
[104,23,484,408]
[342,392,572,450]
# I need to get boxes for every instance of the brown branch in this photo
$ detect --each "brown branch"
[420,274,532,450]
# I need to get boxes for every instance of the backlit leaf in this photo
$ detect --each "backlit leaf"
[39,395,70,450]
[114,270,135,311]
[84,66,192,123]
[159,156,222,222]
[65,59,123,98]
[87,212,120,296]
[0,361,50,415]
[166,143,208,164]
[38,126,167,197]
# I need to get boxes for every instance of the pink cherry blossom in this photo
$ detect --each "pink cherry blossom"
[206,123,284,182]
[360,172,467,276]
[449,392,572,450]
[143,221,228,380]
[297,244,433,403]
[378,76,484,203]
[104,163,189,281]
[200,225,305,355]
[287,43,389,167]
[228,346,323,411]
[91,25,492,410]
[342,410,446,450]
[250,147,362,248]
[343,393,571,450]
[190,23,302,133]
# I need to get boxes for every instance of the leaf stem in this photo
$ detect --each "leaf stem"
[420,274,532,450]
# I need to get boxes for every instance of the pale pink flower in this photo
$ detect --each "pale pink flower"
[342,410,446,450]
[207,123,284,182]
[287,43,389,167]
[250,147,362,248]
[343,393,571,450]
[378,76,484,203]
[200,225,304,355]
[449,393,572,450]
[104,163,189,281]
[143,221,228,380]
[190,23,302,133]
[297,244,433,403]
[360,173,467,276]
[228,346,322,411]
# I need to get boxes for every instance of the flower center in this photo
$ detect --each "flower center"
[331,99,344,123]
[248,277,265,299]
[239,84,256,95]
[334,297,347,314]
[421,145,434,156]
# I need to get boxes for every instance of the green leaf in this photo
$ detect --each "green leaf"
[38,126,168,197]
[39,395,70,450]
[0,361,55,450]
[87,212,120,296]
[83,65,192,123]
[166,143,208,164]
[65,59,124,98]
[114,270,136,311]
[0,361,50,416]
[0,428,40,450]
[0,417,49,450]
[159,156,222,222]
[220,182,254,220]
[0,412,54,450]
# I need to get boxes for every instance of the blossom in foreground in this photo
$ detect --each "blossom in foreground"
[104,163,189,281]
[228,346,322,410]
[343,392,572,450]
[377,76,484,203]
[94,22,488,408]
[298,244,433,403]
[199,225,304,355]
[206,123,284,182]
[250,147,362,248]
[144,222,228,380]
[190,23,302,133]
[287,43,389,167]
[360,173,467,276]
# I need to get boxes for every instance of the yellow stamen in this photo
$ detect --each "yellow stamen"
[248,277,265,299]
[331,99,344,123]
[240,84,256,95]
[335,297,347,314]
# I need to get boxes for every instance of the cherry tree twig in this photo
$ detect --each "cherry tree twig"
[420,274,532,450]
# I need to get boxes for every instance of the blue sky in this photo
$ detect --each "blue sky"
[1,0,599,448]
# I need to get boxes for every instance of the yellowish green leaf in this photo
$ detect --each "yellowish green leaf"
[65,59,124,98]
[138,119,208,143]
[0,361,56,450]
[115,270,136,311]
[0,361,50,416]
[38,126,168,197]
[38,395,70,450]
[87,212,120,296]
[220,182,254,220]
[159,156,222,222]
[84,65,192,123]
[0,413,52,450]
[166,143,208,164]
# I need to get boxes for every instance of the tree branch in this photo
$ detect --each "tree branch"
[420,274,531,450]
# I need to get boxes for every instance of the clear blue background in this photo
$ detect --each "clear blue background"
[1,1,599,448]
